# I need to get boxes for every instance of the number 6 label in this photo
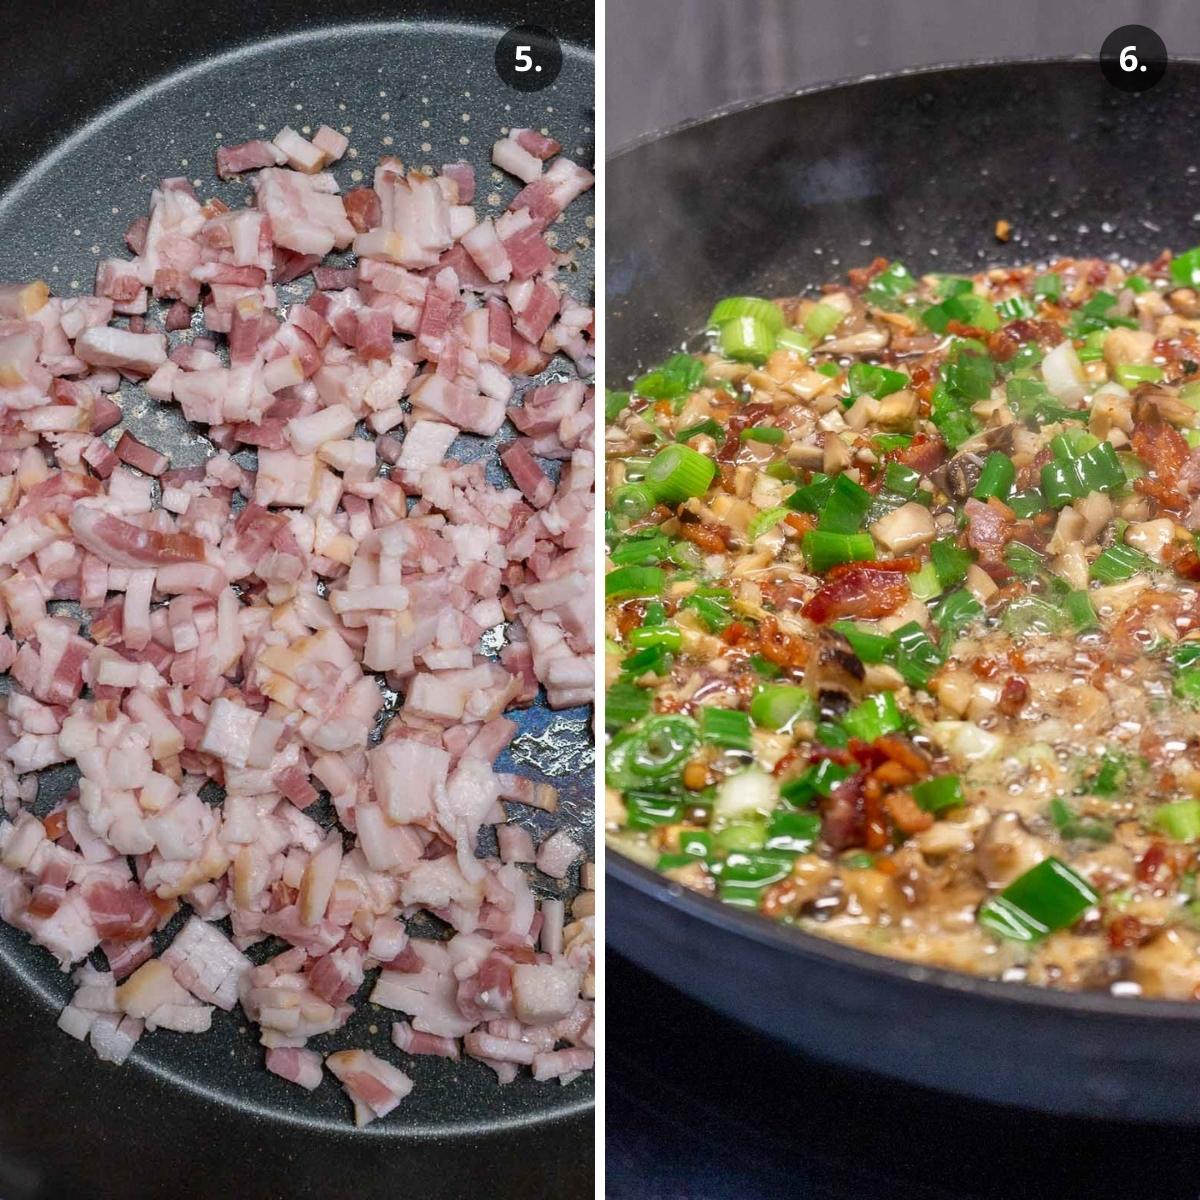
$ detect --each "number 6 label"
[1101,25,1167,92]
[496,25,563,92]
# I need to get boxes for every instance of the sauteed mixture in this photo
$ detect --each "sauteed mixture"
[606,252,1200,998]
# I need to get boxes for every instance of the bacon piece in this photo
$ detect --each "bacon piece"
[69,507,205,568]
[963,497,1015,566]
[802,567,911,624]
[216,138,285,179]
[1132,416,1189,479]
[114,432,168,476]
[513,129,562,161]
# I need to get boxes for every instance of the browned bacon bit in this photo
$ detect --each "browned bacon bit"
[894,432,946,476]
[874,735,931,777]
[757,616,809,669]
[1175,550,1200,581]
[1108,915,1153,950]
[721,621,755,647]
[1136,841,1180,892]
[615,601,646,637]
[827,556,919,578]
[884,791,933,836]
[1132,416,1190,478]
[998,675,1030,717]
[986,318,1064,363]
[801,566,911,624]
[1134,475,1189,512]
[676,515,730,553]
[848,256,889,290]
[945,320,990,341]
[963,496,1015,567]
[821,771,869,851]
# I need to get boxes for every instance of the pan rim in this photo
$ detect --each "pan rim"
[606,54,1200,1024]
[0,17,595,1138]
[606,53,1200,159]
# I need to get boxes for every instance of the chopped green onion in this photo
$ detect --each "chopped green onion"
[748,653,782,678]
[889,622,945,688]
[943,348,996,399]
[1113,363,1164,389]
[717,850,797,906]
[712,823,767,854]
[1065,589,1098,632]
[699,706,752,750]
[765,810,821,853]
[934,275,974,299]
[1153,799,1200,842]
[973,452,1016,500]
[1040,441,1125,508]
[780,758,854,806]
[644,444,717,505]
[680,594,731,632]
[634,353,705,400]
[747,506,791,541]
[620,644,672,677]
[1048,797,1113,843]
[606,390,631,422]
[884,462,921,496]
[1091,752,1130,796]
[1171,246,1200,287]
[784,472,834,514]
[841,692,904,743]
[977,857,1098,942]
[628,623,682,652]
[932,589,984,646]
[815,362,841,378]
[819,473,873,533]
[749,685,814,732]
[776,328,813,356]
[611,482,658,521]
[872,434,913,452]
[1032,273,1061,300]
[622,715,699,781]
[1006,376,1079,424]
[1090,544,1154,584]
[708,296,784,335]
[866,261,916,304]
[1002,595,1065,636]
[802,530,876,573]
[804,302,844,339]
[1174,669,1200,708]
[848,362,907,399]
[997,294,1036,321]
[656,851,699,871]
[923,292,1000,334]
[720,315,775,363]
[913,775,966,814]
[841,852,876,870]
[643,601,666,626]
[623,792,686,830]
[833,621,892,663]
[605,683,651,731]
[677,418,723,442]
[606,565,665,600]
[909,561,943,602]
[610,532,671,566]
[930,538,973,589]
[815,721,850,749]
[1002,541,1043,580]
[1007,488,1045,519]
[740,426,785,444]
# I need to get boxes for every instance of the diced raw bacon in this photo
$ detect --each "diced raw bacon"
[512,129,562,160]
[344,187,382,234]
[502,226,555,281]
[440,161,475,204]
[216,138,286,179]
[501,440,555,508]
[267,1046,324,1090]
[0,109,593,1119]
[114,432,169,476]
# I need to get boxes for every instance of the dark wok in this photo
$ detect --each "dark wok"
[0,2,593,1196]
[607,59,1200,1123]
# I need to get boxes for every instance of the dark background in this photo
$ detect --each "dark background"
[606,2,1200,1198]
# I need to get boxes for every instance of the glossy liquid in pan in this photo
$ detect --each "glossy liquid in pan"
[607,60,1200,1123]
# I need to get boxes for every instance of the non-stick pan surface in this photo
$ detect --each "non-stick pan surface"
[0,3,593,1196]
[608,59,1200,1123]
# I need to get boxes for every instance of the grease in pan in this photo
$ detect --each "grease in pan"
[606,249,1200,1000]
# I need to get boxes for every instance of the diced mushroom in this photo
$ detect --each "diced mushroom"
[977,812,1050,887]
[1125,518,1176,561]
[870,502,935,554]
[875,388,917,430]
[1102,326,1156,369]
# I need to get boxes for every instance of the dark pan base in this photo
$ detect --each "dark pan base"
[608,60,1200,1123]
[0,3,593,1194]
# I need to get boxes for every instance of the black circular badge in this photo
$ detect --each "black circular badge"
[495,25,562,92]
[1100,25,1167,93]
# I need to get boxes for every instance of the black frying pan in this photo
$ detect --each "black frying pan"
[608,59,1200,1124]
[0,3,593,1196]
